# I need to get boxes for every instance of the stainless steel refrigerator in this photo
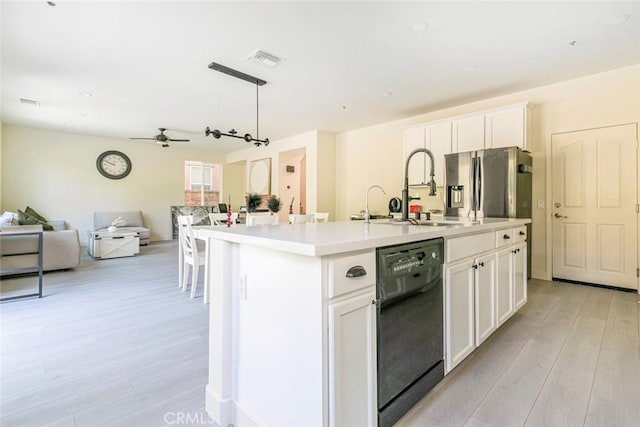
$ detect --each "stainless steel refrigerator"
[445,146,532,277]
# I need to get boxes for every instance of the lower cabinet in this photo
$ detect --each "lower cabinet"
[445,253,496,373]
[328,290,377,427]
[444,259,475,373]
[445,226,528,374]
[474,253,497,346]
[496,247,515,326]
[514,242,527,309]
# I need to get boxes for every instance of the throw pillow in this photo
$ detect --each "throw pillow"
[17,209,54,231]
[25,206,49,223]
[0,211,18,227]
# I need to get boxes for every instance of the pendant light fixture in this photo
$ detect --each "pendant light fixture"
[205,61,270,147]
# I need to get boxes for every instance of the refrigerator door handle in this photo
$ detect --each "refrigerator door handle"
[476,156,481,212]
[471,157,477,211]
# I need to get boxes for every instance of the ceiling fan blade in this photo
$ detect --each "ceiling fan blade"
[167,138,190,142]
[129,137,156,140]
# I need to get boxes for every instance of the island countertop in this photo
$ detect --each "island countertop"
[194,217,531,257]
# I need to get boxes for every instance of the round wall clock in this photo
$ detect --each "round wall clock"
[96,150,132,180]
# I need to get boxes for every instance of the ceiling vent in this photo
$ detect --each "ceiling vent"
[20,98,40,107]
[246,49,284,68]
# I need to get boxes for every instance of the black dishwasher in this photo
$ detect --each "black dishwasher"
[376,238,444,427]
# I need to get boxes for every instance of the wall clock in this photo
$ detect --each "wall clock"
[96,150,132,180]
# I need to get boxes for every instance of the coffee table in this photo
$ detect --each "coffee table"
[88,230,140,259]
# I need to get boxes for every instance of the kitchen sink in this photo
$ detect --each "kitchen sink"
[378,219,465,227]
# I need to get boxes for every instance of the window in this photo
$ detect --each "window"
[185,161,220,206]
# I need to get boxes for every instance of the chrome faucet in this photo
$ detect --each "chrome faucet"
[402,148,436,221]
[365,185,386,223]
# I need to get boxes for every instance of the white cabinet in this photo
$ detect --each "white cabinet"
[514,242,527,310]
[426,121,452,186]
[328,290,377,427]
[485,103,532,150]
[403,121,452,187]
[444,225,528,373]
[496,247,515,326]
[474,253,497,346]
[444,259,475,372]
[325,250,377,427]
[452,114,485,152]
[414,102,532,155]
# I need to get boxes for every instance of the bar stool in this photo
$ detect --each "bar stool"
[177,215,207,301]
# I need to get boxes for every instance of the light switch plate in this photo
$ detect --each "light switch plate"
[537,200,545,209]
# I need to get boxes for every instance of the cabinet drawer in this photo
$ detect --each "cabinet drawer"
[446,232,494,263]
[514,226,527,243]
[327,251,376,299]
[495,229,514,248]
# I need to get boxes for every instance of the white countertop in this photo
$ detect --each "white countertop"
[194,217,530,257]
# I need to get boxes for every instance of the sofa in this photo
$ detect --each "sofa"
[93,211,150,245]
[0,220,81,274]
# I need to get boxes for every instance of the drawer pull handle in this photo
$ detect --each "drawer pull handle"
[519,231,525,236]
[503,234,510,240]
[346,265,367,278]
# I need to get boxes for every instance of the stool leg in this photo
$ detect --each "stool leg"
[191,263,199,299]
[182,264,189,292]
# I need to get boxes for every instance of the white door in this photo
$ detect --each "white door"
[444,259,475,373]
[514,243,527,310]
[328,291,376,427]
[474,253,497,345]
[495,247,515,326]
[551,124,638,290]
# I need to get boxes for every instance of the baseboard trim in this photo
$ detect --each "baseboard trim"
[205,384,234,426]
[235,401,262,427]
[552,277,637,293]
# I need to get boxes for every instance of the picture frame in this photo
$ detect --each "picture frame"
[249,158,271,195]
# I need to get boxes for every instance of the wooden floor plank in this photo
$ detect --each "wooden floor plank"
[584,291,640,426]
[523,287,612,427]
[470,281,590,426]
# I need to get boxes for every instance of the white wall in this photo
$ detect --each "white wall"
[1,125,226,241]
[226,130,337,219]
[335,64,640,280]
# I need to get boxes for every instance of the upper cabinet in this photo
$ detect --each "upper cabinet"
[485,104,532,150]
[404,121,451,187]
[452,114,485,153]
[405,104,532,173]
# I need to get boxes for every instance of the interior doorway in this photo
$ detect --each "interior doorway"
[278,148,307,224]
[551,123,638,290]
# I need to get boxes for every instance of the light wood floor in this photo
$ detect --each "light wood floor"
[1,241,639,426]
[1,241,210,427]
[398,277,640,427]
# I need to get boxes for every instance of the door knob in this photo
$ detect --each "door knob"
[554,213,568,219]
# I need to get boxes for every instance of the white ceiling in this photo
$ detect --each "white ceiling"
[2,1,639,152]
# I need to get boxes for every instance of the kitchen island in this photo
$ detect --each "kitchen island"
[196,217,530,427]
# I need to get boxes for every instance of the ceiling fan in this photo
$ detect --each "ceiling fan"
[129,128,190,148]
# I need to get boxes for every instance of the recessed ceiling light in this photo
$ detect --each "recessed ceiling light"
[78,92,93,97]
[410,21,429,32]
[605,14,630,26]
[381,91,392,97]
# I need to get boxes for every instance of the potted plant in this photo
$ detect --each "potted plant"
[245,193,263,213]
[267,195,281,215]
